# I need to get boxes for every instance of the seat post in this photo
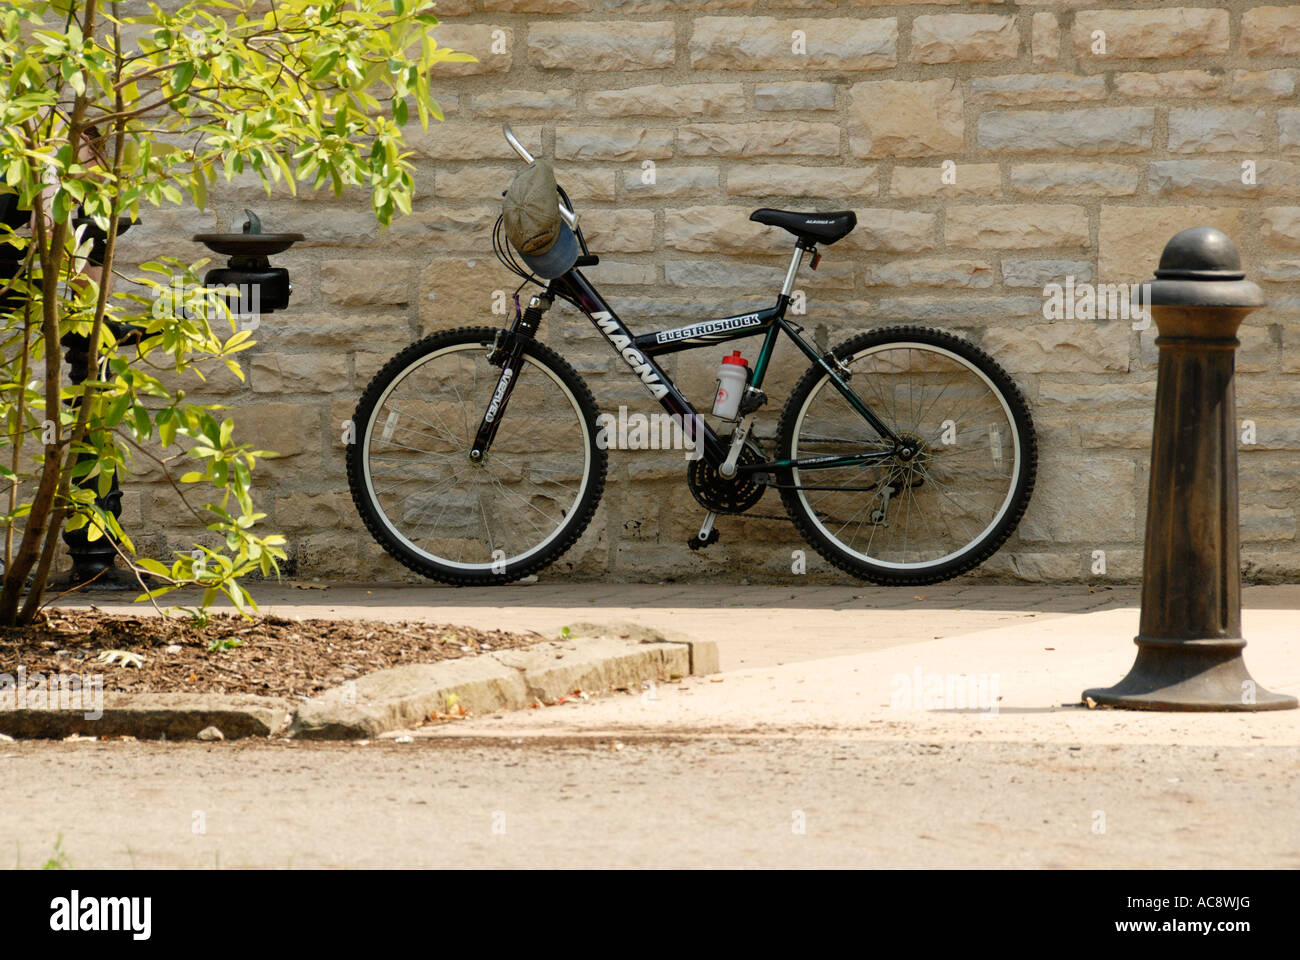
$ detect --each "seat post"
[780,243,808,298]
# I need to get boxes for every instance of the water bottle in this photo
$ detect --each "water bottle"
[712,350,749,420]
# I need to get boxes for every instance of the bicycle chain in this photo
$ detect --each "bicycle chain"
[729,510,864,525]
[711,433,895,525]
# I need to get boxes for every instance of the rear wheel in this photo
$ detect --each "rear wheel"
[776,326,1036,585]
[347,326,606,585]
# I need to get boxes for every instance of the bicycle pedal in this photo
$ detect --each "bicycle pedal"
[687,529,720,551]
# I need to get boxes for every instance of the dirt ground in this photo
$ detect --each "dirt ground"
[0,608,548,698]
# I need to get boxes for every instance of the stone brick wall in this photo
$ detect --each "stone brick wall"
[118,1,1300,584]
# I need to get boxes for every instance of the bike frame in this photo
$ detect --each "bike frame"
[473,241,905,479]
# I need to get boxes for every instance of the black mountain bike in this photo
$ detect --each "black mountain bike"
[347,127,1037,587]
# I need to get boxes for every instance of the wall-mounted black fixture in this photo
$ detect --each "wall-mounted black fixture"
[60,211,303,590]
[193,209,304,315]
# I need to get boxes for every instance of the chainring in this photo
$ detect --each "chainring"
[687,442,767,514]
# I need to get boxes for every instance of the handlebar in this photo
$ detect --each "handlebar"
[503,124,577,230]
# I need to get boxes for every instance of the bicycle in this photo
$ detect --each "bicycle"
[347,126,1038,587]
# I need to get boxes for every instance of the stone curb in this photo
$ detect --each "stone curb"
[573,621,721,677]
[289,623,718,740]
[0,624,718,741]
[0,692,292,741]
[289,656,529,740]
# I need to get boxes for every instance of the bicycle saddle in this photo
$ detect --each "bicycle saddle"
[750,209,857,246]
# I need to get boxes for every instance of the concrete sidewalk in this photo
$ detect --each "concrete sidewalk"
[68,581,1300,745]
[72,579,1143,671]
[16,581,1300,868]
[416,602,1300,748]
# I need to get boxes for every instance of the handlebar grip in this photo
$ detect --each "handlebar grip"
[503,124,534,164]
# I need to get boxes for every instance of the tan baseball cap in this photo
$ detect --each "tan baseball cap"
[502,159,578,279]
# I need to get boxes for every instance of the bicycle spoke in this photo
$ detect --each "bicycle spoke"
[790,337,1024,570]
[359,340,592,571]
[385,400,464,448]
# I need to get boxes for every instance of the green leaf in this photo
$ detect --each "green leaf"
[173,61,195,95]
[309,52,339,82]
[105,394,131,427]
[158,413,177,448]
[190,166,207,209]
[132,405,152,440]
[137,558,171,577]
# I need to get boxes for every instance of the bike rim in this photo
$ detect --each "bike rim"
[361,341,592,571]
[790,341,1022,570]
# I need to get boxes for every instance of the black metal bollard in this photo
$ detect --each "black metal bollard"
[1083,227,1297,711]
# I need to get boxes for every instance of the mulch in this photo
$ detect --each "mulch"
[0,608,548,700]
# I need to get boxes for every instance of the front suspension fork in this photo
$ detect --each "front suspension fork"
[471,291,550,461]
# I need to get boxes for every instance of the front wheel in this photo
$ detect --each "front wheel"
[776,326,1037,585]
[347,326,607,585]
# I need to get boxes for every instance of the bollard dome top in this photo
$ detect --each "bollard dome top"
[1155,227,1243,281]
[1149,226,1263,309]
